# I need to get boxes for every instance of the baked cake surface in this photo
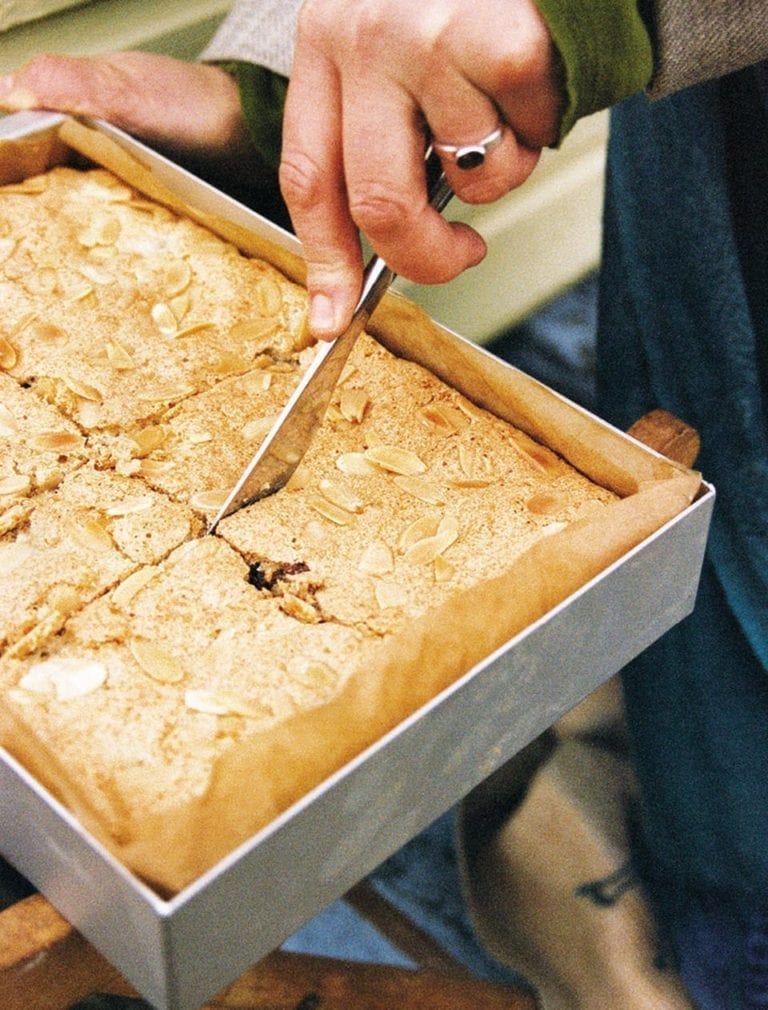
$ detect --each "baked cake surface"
[0,161,698,892]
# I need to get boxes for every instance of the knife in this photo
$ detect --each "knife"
[207,158,454,534]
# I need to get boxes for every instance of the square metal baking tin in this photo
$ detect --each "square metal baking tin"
[0,113,715,1010]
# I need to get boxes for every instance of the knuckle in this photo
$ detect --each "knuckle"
[347,181,411,239]
[278,151,325,211]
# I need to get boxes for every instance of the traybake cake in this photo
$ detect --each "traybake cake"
[0,162,699,893]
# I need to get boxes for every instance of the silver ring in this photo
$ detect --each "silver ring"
[433,125,504,170]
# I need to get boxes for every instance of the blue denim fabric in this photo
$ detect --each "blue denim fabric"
[673,895,768,1009]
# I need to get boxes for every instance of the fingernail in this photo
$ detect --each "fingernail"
[309,292,337,338]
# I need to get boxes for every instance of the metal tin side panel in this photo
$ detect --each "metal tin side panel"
[159,489,714,1010]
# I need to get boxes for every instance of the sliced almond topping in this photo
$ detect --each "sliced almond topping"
[336,452,378,476]
[375,580,409,610]
[172,322,215,340]
[104,495,154,517]
[402,525,459,566]
[229,318,281,342]
[338,387,370,423]
[77,263,114,286]
[241,415,277,441]
[433,555,455,583]
[398,514,440,552]
[130,639,187,684]
[0,474,31,497]
[419,403,460,435]
[105,339,136,370]
[139,459,175,479]
[169,291,190,321]
[185,688,259,717]
[0,335,18,369]
[111,566,158,608]
[70,517,114,552]
[364,445,426,476]
[526,492,566,515]
[130,425,168,457]
[190,489,228,512]
[19,657,107,702]
[358,540,394,576]
[0,404,17,436]
[455,395,484,423]
[254,276,283,316]
[186,430,212,445]
[280,592,321,623]
[446,476,495,488]
[163,260,192,297]
[61,375,102,402]
[318,478,365,514]
[151,302,178,335]
[23,267,57,296]
[11,312,37,337]
[28,321,62,342]
[307,493,355,525]
[286,657,336,691]
[66,280,94,302]
[136,384,194,402]
[392,475,446,505]
[29,430,83,452]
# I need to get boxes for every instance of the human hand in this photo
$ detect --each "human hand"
[280,0,562,340]
[0,50,250,162]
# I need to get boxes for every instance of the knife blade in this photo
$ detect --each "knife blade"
[207,161,453,534]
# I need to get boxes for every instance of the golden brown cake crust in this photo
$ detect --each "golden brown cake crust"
[0,159,700,893]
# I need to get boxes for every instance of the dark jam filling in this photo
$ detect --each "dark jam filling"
[247,560,309,591]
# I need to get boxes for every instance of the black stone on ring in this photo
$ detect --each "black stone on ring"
[433,125,504,170]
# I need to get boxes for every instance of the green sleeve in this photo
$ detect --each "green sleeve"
[535,0,654,141]
[214,61,288,171]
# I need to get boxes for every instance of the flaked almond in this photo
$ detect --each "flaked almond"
[169,291,190,321]
[0,500,33,536]
[455,395,484,423]
[254,275,283,316]
[526,492,566,515]
[190,489,228,512]
[419,403,463,435]
[398,514,440,552]
[338,387,369,423]
[130,425,168,457]
[0,404,17,436]
[446,476,495,488]
[0,335,18,369]
[139,459,175,479]
[136,384,194,402]
[111,566,158,608]
[78,215,121,247]
[172,322,216,340]
[130,639,187,684]
[358,540,394,575]
[65,280,94,302]
[318,478,364,514]
[375,580,409,610]
[433,555,455,583]
[23,267,57,296]
[307,493,354,525]
[336,452,378,476]
[242,370,273,393]
[19,657,107,701]
[364,445,426,476]
[163,260,192,297]
[241,415,277,441]
[10,312,37,337]
[70,517,114,552]
[151,302,178,335]
[185,430,212,445]
[0,474,31,497]
[27,321,62,342]
[212,352,251,376]
[29,430,83,453]
[229,318,280,342]
[105,339,136,370]
[104,495,154,517]
[77,263,113,286]
[280,592,320,623]
[392,475,445,505]
[61,375,102,402]
[185,688,259,717]
[402,527,458,566]
[286,657,336,691]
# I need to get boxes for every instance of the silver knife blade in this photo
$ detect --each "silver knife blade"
[207,163,453,534]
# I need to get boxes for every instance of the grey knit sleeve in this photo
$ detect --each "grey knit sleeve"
[648,0,768,97]
[199,0,302,76]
